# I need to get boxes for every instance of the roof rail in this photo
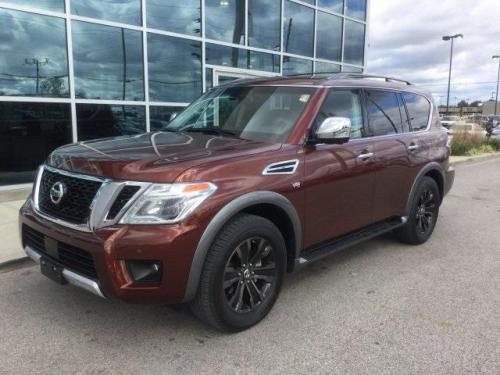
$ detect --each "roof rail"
[327,73,413,86]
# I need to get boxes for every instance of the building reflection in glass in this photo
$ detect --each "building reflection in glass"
[148,33,202,103]
[0,102,72,185]
[76,104,146,141]
[147,0,201,36]
[71,0,142,25]
[205,0,245,44]
[72,21,144,101]
[0,9,69,97]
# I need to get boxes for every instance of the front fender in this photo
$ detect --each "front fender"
[182,191,302,302]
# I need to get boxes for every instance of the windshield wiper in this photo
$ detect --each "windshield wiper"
[184,128,239,137]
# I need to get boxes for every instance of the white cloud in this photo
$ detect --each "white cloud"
[366,0,500,104]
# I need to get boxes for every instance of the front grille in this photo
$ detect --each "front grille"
[23,225,98,279]
[106,185,140,220]
[38,168,102,225]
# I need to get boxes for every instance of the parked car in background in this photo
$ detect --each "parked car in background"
[448,123,486,137]
[440,115,461,129]
[19,74,454,331]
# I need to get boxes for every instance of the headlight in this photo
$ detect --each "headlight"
[120,182,217,224]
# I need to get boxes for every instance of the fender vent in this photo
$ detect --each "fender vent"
[263,159,299,175]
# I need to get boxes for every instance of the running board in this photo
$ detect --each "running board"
[295,216,408,269]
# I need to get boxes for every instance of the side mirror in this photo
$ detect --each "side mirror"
[314,117,351,144]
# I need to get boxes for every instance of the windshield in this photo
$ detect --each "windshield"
[165,86,316,143]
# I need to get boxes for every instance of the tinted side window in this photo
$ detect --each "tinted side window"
[316,89,365,139]
[403,93,431,131]
[365,90,403,136]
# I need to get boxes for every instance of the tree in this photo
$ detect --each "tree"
[457,100,469,108]
[470,100,482,107]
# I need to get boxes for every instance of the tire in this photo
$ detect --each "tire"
[190,213,286,332]
[395,176,440,245]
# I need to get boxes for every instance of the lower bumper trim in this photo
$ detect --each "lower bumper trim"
[24,246,106,299]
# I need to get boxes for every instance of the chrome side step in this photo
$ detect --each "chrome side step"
[296,216,408,269]
[24,246,106,299]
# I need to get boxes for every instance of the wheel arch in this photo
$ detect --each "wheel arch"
[405,163,445,216]
[182,191,302,302]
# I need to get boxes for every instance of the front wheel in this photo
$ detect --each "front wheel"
[190,214,286,332]
[396,176,440,245]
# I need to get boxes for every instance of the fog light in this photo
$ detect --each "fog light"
[127,260,162,283]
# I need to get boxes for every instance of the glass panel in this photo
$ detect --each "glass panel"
[403,93,431,131]
[316,90,365,139]
[301,0,315,4]
[0,102,71,186]
[366,90,404,136]
[205,0,245,44]
[148,34,202,102]
[71,0,141,25]
[283,57,312,75]
[315,61,341,74]
[0,0,64,12]
[150,106,186,131]
[343,20,365,66]
[76,104,146,141]
[316,12,342,62]
[346,0,366,20]
[0,9,69,98]
[248,0,281,51]
[72,21,144,101]
[206,68,213,90]
[166,86,315,143]
[318,0,344,13]
[283,1,314,57]
[147,0,201,36]
[206,44,279,73]
[342,65,363,73]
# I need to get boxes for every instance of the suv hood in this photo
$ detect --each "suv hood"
[47,132,281,182]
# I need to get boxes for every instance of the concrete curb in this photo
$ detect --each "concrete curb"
[1,153,500,268]
[450,152,500,166]
[0,256,33,272]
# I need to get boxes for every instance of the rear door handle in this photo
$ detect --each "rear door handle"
[357,152,374,161]
[408,144,419,152]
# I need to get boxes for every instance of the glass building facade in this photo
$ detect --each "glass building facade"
[0,0,368,186]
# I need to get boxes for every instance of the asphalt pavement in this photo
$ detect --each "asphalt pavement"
[1,158,500,374]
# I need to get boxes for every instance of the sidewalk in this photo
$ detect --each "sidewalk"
[2,152,500,266]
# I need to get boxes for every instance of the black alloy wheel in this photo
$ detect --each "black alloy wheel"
[415,188,438,235]
[223,237,277,313]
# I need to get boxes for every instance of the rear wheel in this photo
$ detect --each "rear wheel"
[396,177,440,245]
[190,214,286,331]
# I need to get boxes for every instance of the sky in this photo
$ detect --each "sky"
[366,0,500,106]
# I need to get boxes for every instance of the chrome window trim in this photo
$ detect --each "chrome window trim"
[33,165,151,232]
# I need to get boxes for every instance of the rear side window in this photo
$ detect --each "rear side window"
[365,90,404,136]
[315,89,365,139]
[403,93,431,131]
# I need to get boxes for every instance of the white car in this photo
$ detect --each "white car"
[440,115,462,129]
[448,123,486,137]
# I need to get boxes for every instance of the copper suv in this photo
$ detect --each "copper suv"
[20,74,454,331]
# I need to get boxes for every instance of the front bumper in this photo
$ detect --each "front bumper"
[19,199,207,304]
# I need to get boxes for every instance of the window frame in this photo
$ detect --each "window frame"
[310,87,368,141]
[401,92,432,132]
[363,89,406,137]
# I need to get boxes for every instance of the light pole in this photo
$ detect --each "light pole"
[493,55,500,115]
[25,58,49,96]
[442,34,463,114]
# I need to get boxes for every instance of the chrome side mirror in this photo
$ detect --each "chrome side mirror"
[314,117,351,144]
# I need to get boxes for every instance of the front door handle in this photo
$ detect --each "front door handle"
[408,144,419,152]
[357,152,374,161]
